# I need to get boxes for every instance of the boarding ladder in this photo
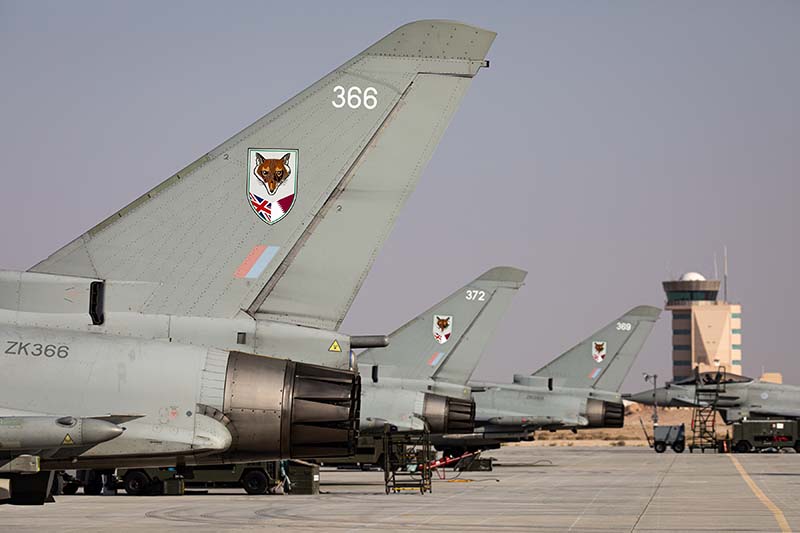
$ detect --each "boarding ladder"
[382,429,433,494]
[689,366,726,453]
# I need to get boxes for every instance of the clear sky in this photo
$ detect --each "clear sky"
[1,1,797,390]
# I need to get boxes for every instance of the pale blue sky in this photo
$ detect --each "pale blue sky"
[1,1,797,389]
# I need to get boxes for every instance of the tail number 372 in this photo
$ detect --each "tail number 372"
[332,86,378,110]
[465,290,486,301]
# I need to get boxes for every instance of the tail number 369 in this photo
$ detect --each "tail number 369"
[332,86,378,110]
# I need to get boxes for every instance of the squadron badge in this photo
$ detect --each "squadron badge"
[247,148,298,225]
[592,341,607,363]
[433,315,452,344]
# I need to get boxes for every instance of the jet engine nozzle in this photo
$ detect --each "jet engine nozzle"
[585,399,625,428]
[223,352,360,459]
[422,393,476,434]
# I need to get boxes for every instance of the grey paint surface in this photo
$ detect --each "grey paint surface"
[533,305,661,391]
[25,20,493,330]
[358,266,526,431]
[630,374,800,421]
[431,306,660,450]
[2,448,799,531]
[0,20,493,471]
[360,266,526,383]
[1,2,798,388]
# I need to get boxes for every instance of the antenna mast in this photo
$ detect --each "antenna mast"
[714,252,719,280]
[723,246,728,302]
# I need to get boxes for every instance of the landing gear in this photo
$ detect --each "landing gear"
[241,470,269,495]
[83,471,103,495]
[61,482,79,495]
[123,470,152,496]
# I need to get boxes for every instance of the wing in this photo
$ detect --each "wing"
[30,20,496,328]
[749,408,800,418]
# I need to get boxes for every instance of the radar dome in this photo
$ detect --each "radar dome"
[680,272,706,282]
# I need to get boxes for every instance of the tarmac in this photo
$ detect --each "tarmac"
[1,446,799,532]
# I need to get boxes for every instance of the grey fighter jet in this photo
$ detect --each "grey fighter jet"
[628,372,800,423]
[0,20,496,504]
[435,306,661,454]
[359,267,528,435]
[359,270,660,454]
[433,305,661,455]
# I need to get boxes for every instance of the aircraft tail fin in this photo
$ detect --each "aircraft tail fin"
[532,306,661,391]
[30,21,496,327]
[360,267,526,384]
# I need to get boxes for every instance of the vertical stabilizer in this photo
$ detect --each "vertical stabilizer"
[533,306,661,391]
[360,267,527,384]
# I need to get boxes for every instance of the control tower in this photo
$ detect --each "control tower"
[663,272,742,379]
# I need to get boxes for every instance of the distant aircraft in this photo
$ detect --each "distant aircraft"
[429,306,660,455]
[360,276,660,455]
[0,19,496,504]
[628,372,800,423]
[359,267,528,435]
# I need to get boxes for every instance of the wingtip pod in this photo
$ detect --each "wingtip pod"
[364,20,496,64]
[476,266,528,285]
[624,305,662,321]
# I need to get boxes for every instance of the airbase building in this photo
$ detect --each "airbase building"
[663,272,742,379]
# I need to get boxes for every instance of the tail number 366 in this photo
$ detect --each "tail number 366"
[332,86,378,110]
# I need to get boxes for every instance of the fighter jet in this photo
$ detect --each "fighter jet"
[432,306,661,455]
[358,267,528,435]
[359,272,660,455]
[0,20,496,504]
[628,371,800,423]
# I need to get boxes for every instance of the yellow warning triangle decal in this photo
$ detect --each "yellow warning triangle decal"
[62,434,74,445]
[328,339,342,352]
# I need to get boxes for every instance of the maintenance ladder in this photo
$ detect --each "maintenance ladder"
[690,367,726,453]
[382,430,433,494]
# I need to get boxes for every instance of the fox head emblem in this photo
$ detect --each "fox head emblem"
[436,316,451,331]
[594,342,605,353]
[254,152,291,195]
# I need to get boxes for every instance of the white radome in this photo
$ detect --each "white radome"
[680,272,707,282]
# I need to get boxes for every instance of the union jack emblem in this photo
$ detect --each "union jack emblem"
[247,148,298,225]
[433,315,453,345]
[249,192,272,223]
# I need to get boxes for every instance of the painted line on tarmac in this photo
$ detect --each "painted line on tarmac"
[729,455,791,532]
